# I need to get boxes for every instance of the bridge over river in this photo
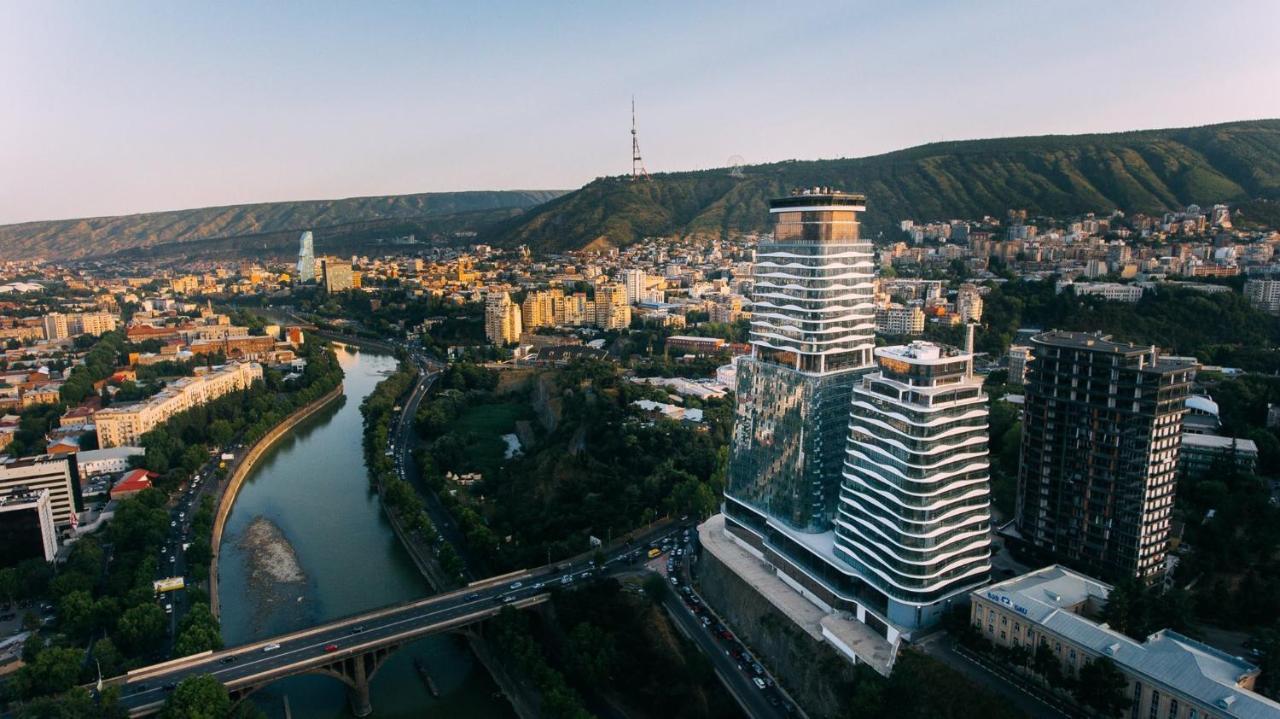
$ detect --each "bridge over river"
[112,525,677,716]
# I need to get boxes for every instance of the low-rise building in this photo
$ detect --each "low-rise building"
[666,335,726,355]
[110,468,155,500]
[1179,434,1258,480]
[972,565,1280,719]
[75,446,145,479]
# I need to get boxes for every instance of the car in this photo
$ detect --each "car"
[532,582,545,590]
[262,643,281,652]
[350,625,365,634]
[751,662,765,676]
[465,592,481,601]
[220,656,236,664]
[561,575,573,585]
[170,521,176,527]
[752,677,766,690]
[323,643,338,652]
[502,595,516,603]
[163,682,177,691]
[509,581,523,590]
[164,603,173,613]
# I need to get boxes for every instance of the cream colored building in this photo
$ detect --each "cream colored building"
[95,362,263,448]
[484,291,522,346]
[972,566,1280,719]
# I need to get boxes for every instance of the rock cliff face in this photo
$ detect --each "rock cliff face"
[695,551,859,719]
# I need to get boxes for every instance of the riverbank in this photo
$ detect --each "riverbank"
[209,381,344,618]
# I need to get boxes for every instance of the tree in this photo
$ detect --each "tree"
[115,603,166,655]
[160,674,231,719]
[1075,658,1128,715]
[1031,643,1066,688]
[57,589,96,639]
[566,622,618,685]
[12,647,83,699]
[174,603,223,657]
[666,477,716,519]
[13,688,98,718]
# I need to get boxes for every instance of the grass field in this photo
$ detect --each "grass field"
[455,401,531,475]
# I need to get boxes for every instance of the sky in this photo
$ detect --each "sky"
[2,1,1280,225]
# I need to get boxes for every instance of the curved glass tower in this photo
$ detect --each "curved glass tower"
[836,342,993,623]
[726,189,876,532]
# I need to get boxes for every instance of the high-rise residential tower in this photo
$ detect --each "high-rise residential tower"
[1014,331,1195,583]
[726,189,876,532]
[838,341,993,627]
[297,231,316,283]
[720,190,994,654]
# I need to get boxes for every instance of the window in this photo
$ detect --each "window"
[1001,616,1008,626]
[1132,683,1143,719]
[1068,649,1076,662]
[1169,699,1178,719]
[988,624,994,634]
[1000,631,1006,640]
[1149,690,1160,719]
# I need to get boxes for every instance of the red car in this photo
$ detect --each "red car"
[323,644,338,653]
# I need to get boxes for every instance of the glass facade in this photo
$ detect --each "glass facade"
[727,190,875,533]
[727,358,862,531]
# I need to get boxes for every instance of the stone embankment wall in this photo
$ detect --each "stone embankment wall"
[695,551,860,719]
[209,382,344,618]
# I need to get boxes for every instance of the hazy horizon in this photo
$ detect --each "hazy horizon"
[3,0,1279,226]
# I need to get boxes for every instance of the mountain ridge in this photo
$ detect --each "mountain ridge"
[0,190,567,261]
[485,119,1280,252]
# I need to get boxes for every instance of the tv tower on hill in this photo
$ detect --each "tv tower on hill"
[631,96,649,181]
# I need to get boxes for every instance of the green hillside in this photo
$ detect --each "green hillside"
[0,190,565,261]
[489,119,1280,251]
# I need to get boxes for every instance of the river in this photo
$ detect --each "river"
[216,344,514,718]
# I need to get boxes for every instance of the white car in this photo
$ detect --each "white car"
[262,643,281,652]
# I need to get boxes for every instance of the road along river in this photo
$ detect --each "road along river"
[216,344,513,718]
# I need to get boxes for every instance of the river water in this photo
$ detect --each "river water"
[217,344,514,718]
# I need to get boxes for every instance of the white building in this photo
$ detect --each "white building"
[484,291,522,345]
[875,304,925,336]
[1244,279,1280,315]
[0,488,58,563]
[0,454,79,531]
[75,446,146,479]
[839,341,993,628]
[1071,282,1145,303]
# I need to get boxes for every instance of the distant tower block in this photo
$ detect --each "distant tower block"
[631,97,650,181]
[297,231,316,283]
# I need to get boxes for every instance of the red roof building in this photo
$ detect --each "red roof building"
[111,469,156,500]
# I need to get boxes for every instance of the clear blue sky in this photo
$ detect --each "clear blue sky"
[2,0,1279,225]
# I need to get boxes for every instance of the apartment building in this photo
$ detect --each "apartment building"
[95,362,264,448]
[1014,332,1194,583]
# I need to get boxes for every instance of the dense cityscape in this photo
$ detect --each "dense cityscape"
[0,184,1278,719]
[5,3,1280,718]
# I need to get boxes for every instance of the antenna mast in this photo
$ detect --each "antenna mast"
[631,96,649,181]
